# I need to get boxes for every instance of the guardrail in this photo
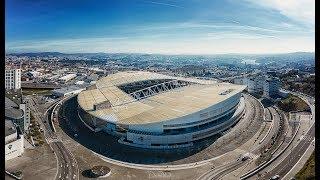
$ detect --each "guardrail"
[77,110,96,132]
[50,102,59,132]
[49,95,76,132]
[245,93,264,121]
[21,83,63,89]
[5,170,22,180]
[259,114,273,144]
[270,108,288,156]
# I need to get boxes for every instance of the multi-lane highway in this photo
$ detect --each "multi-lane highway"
[263,123,314,179]
[197,159,246,180]
[241,92,315,179]
[27,96,79,180]
[197,91,314,180]
[51,141,78,180]
[196,93,264,180]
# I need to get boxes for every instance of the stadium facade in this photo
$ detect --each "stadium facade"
[77,71,246,149]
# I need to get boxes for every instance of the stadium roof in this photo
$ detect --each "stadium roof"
[78,71,246,125]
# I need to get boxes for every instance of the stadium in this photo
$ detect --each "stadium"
[77,71,247,149]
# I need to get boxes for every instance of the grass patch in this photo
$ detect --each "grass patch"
[295,151,315,180]
[277,94,310,113]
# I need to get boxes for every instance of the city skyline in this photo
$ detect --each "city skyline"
[6,0,315,54]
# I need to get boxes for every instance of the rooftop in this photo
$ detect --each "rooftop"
[59,73,76,80]
[5,96,24,120]
[5,108,24,120]
[5,97,18,109]
[5,119,17,137]
[78,71,246,125]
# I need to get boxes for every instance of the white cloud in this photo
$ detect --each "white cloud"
[6,35,314,54]
[145,1,183,8]
[205,32,278,40]
[246,0,315,25]
[137,22,286,35]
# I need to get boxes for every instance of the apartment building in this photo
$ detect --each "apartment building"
[5,68,21,90]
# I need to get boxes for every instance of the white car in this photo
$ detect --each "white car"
[270,175,280,180]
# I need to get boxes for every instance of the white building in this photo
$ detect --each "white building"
[19,103,31,133]
[238,75,282,98]
[245,77,255,92]
[263,77,280,97]
[5,68,21,90]
[59,74,77,83]
[255,76,265,93]
[75,80,85,85]
[47,74,61,80]
[233,77,244,85]
[5,97,30,133]
[5,120,24,161]
[242,76,265,94]
[28,71,41,78]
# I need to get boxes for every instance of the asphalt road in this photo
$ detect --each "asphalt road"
[266,107,286,155]
[262,123,315,179]
[259,93,315,179]
[28,96,79,180]
[208,160,246,180]
[201,93,312,180]
[254,107,281,154]
[242,92,315,180]
[197,160,246,180]
[51,141,78,180]
[196,94,263,180]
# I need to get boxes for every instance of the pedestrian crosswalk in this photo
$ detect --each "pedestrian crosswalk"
[47,138,61,143]
[45,134,61,143]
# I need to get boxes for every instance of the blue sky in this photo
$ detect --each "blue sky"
[6,0,314,54]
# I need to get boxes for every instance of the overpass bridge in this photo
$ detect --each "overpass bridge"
[21,82,64,89]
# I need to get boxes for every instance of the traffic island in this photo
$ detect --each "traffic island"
[82,166,111,178]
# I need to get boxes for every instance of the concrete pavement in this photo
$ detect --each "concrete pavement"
[241,91,315,179]
[28,96,79,180]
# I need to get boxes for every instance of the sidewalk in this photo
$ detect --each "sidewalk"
[24,137,35,149]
